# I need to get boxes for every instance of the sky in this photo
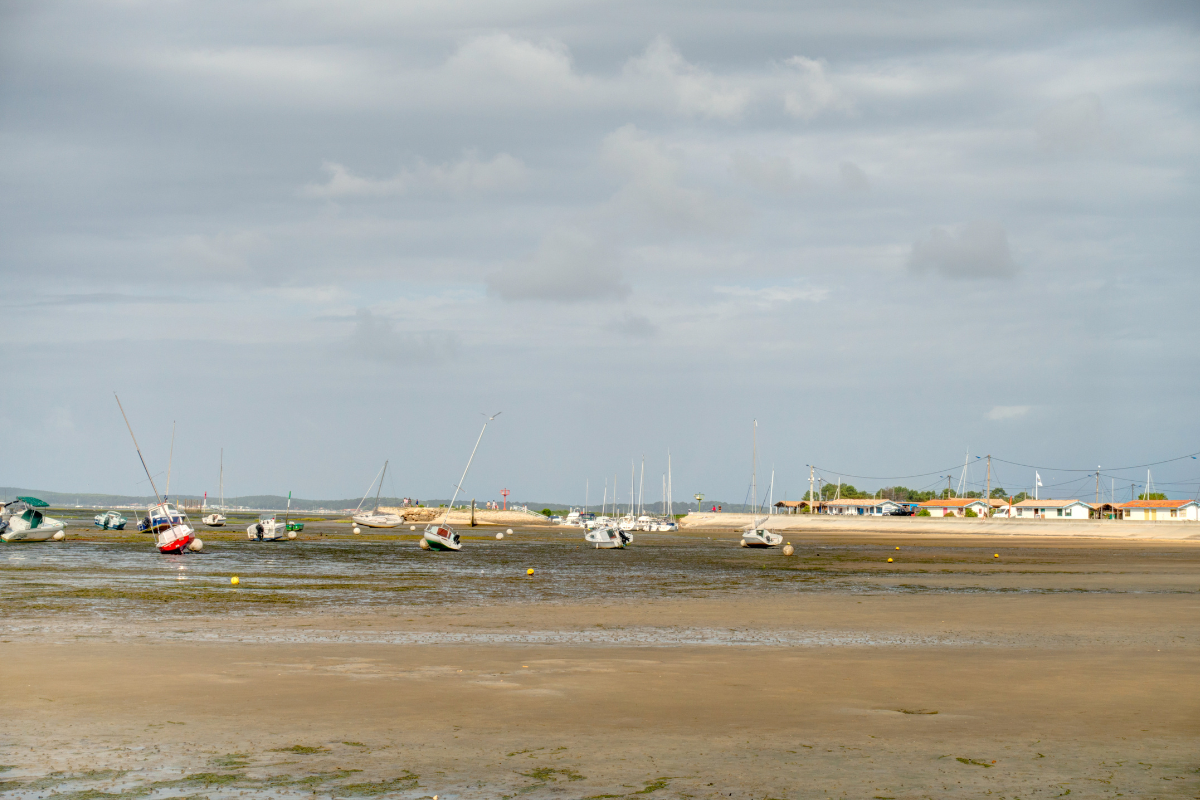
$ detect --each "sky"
[2,0,1199,505]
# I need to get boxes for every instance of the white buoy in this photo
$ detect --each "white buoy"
[782,544,795,556]
[287,531,296,539]
[740,539,748,547]
[188,538,203,552]
[352,526,361,534]
[496,532,504,540]
[52,531,65,541]
[410,525,417,531]
[506,528,513,535]
[419,539,430,550]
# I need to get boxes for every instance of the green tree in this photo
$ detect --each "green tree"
[1138,492,1168,500]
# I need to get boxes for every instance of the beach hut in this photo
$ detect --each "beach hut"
[918,498,992,518]
[1117,499,1200,521]
[1012,499,1094,519]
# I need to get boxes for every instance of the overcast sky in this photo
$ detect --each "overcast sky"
[2,0,1198,505]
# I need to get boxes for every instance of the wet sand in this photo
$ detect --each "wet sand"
[2,523,1198,798]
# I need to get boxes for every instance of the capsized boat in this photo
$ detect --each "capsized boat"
[739,420,782,548]
[352,460,403,528]
[422,412,500,552]
[94,509,128,530]
[584,524,632,549]
[1,497,66,542]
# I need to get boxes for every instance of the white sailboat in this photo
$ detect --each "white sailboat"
[352,460,403,528]
[1,497,67,542]
[203,449,227,527]
[740,420,783,548]
[423,412,500,552]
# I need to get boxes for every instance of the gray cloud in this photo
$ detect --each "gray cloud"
[348,308,458,364]
[908,221,1017,280]
[839,161,870,192]
[731,152,804,194]
[486,229,630,303]
[303,152,527,199]
[1036,94,1106,153]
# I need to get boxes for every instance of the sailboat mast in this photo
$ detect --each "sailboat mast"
[114,394,163,505]
[751,420,757,518]
[629,461,635,517]
[219,448,224,512]
[638,456,644,517]
[444,413,501,519]
[165,421,176,500]
[374,460,388,512]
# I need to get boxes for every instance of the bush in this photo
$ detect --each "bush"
[964,509,978,518]
[916,509,931,517]
[541,508,553,517]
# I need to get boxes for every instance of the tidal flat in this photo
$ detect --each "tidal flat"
[2,520,1198,798]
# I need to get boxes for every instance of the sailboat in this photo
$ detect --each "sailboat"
[740,420,783,548]
[352,461,403,528]
[203,449,227,527]
[2,497,67,542]
[423,412,500,552]
[115,395,202,554]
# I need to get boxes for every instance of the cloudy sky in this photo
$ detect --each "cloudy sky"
[3,0,1198,505]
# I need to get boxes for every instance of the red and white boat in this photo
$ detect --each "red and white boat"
[139,502,200,554]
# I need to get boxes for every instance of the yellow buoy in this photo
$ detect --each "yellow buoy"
[994,553,1000,558]
[231,576,239,586]
[527,568,535,576]
[895,546,900,550]
[887,558,893,563]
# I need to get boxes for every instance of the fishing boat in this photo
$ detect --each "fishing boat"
[248,492,297,541]
[352,461,403,528]
[740,420,783,548]
[423,412,500,552]
[94,509,128,530]
[114,394,203,554]
[1,497,67,542]
[202,449,227,527]
[584,523,632,549]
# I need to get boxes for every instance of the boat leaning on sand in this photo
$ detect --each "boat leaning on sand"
[138,502,202,554]
[94,509,127,530]
[421,412,501,553]
[1,497,67,542]
[584,523,632,549]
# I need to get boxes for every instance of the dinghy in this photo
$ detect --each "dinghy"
[739,420,782,548]
[1,497,66,542]
[114,394,202,554]
[94,509,128,530]
[423,412,500,552]
[352,460,403,528]
[584,523,632,549]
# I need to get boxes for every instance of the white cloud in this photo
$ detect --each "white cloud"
[782,56,848,119]
[908,221,1017,280]
[986,405,1031,421]
[303,152,526,198]
[1036,93,1106,152]
[716,285,829,304]
[601,125,730,233]
[487,229,630,303]
[623,36,752,119]
[731,151,804,193]
[839,161,870,192]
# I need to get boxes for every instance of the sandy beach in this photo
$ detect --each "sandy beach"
[2,521,1198,798]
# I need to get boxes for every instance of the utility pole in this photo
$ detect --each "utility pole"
[986,455,992,501]
[809,466,815,509]
[1095,467,1100,506]
[947,475,952,499]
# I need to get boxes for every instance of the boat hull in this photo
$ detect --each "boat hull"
[740,529,783,548]
[202,514,226,527]
[584,527,631,549]
[157,525,195,554]
[423,524,461,551]
[352,513,403,528]
[2,527,62,543]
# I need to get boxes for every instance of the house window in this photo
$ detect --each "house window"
[1057,508,1063,517]
[1171,509,1178,517]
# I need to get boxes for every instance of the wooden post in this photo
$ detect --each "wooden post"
[470,499,476,527]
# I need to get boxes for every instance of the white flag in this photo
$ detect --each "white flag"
[1035,472,1042,487]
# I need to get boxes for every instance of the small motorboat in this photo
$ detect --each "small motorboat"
[138,502,200,554]
[656,518,679,532]
[422,523,461,551]
[2,497,67,543]
[202,512,227,527]
[247,514,296,542]
[585,524,632,549]
[94,509,128,530]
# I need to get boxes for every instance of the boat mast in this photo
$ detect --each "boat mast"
[751,420,757,521]
[165,420,175,500]
[638,456,644,517]
[442,413,501,523]
[114,394,163,505]
[219,448,224,512]
[629,461,635,517]
[374,460,388,513]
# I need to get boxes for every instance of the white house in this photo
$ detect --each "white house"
[918,498,992,518]
[821,499,903,516]
[1118,499,1200,521]
[1012,499,1093,519]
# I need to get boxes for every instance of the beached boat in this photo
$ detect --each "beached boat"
[138,502,200,553]
[740,420,783,548]
[585,524,632,549]
[353,461,403,528]
[247,513,296,541]
[423,412,500,552]
[203,449,227,527]
[114,394,203,554]
[94,509,128,530]
[1,497,66,542]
